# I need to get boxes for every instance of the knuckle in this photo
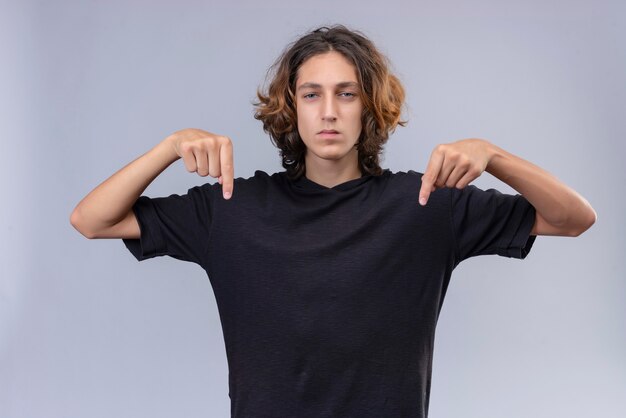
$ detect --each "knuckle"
[201,144,212,155]
[180,141,192,152]
[468,167,481,177]
[422,172,436,183]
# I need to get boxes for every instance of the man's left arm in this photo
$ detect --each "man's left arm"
[418,138,597,237]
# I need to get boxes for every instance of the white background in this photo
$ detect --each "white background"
[1,0,624,417]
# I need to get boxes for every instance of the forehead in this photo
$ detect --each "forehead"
[296,51,358,86]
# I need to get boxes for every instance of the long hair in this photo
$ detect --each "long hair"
[254,25,407,180]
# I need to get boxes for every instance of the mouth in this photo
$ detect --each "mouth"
[318,129,340,135]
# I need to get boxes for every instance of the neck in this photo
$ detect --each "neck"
[304,152,362,188]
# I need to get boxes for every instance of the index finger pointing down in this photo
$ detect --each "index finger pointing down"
[220,141,234,199]
[419,148,444,206]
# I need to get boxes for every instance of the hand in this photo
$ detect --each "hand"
[419,138,493,206]
[168,128,234,199]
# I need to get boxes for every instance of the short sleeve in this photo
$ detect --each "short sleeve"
[450,185,537,263]
[122,184,213,265]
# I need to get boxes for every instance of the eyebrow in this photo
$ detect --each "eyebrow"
[296,81,359,91]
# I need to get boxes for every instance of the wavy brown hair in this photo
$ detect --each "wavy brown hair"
[253,25,407,180]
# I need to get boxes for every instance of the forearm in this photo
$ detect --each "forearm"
[70,135,180,235]
[485,141,596,234]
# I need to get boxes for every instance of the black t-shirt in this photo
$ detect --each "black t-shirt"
[123,169,537,418]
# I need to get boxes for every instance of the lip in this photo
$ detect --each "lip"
[318,130,340,137]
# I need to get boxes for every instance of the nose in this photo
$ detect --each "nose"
[321,95,337,122]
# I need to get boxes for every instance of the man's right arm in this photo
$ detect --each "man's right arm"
[70,129,234,239]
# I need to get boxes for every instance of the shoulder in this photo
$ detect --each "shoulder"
[385,169,423,182]
[232,170,284,189]
[383,169,449,203]
[214,170,287,204]
[185,170,278,202]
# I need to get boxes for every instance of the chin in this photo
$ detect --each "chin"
[303,140,358,163]
[314,149,353,160]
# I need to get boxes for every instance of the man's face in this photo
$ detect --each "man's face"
[295,51,363,168]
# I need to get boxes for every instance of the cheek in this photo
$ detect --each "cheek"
[296,107,310,140]
[296,107,314,130]
[351,107,364,131]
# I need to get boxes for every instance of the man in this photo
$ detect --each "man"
[71,25,596,418]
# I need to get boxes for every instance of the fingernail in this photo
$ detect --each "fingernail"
[419,197,426,206]
[224,191,231,199]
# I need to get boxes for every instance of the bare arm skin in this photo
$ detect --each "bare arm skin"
[418,138,597,237]
[70,129,234,239]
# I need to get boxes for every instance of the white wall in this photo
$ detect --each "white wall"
[1,1,624,417]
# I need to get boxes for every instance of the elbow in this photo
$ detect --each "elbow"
[568,206,598,237]
[577,205,598,236]
[69,207,97,239]
[542,204,597,237]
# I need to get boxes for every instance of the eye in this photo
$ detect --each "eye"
[303,93,318,99]
[339,92,356,98]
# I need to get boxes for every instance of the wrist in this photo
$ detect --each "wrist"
[484,140,505,173]
[157,135,182,164]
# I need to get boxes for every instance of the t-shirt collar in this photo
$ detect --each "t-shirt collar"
[289,169,389,192]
